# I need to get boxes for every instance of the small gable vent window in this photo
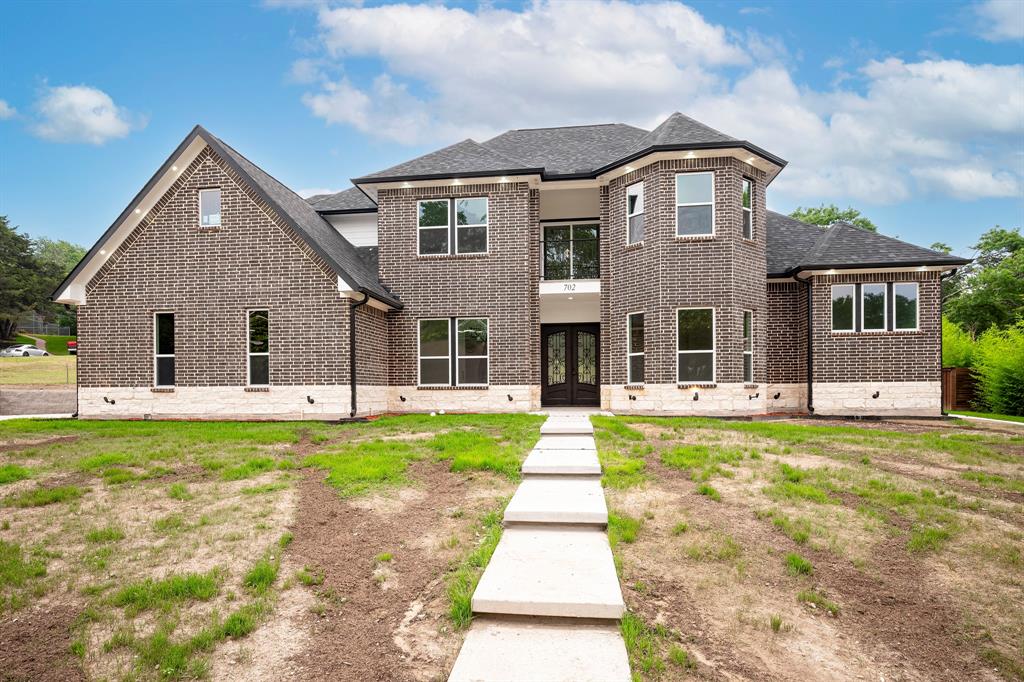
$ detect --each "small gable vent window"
[200,189,221,228]
[626,182,644,244]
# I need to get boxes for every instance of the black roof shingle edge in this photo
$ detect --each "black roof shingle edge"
[53,125,401,308]
[766,211,969,277]
[306,186,378,214]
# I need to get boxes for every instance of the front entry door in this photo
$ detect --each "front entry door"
[541,324,600,406]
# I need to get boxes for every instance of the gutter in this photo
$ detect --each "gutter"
[348,292,369,418]
[795,274,814,414]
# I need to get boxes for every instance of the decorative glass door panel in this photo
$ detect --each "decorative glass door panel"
[541,324,600,406]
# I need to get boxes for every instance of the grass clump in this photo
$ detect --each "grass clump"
[798,589,839,616]
[427,431,521,479]
[0,464,31,485]
[86,526,125,544]
[243,557,279,595]
[696,483,721,502]
[4,484,82,508]
[668,644,696,669]
[0,540,47,610]
[241,482,287,495]
[764,464,837,505]
[620,611,678,675]
[446,506,503,629]
[375,552,393,563]
[221,457,280,481]
[608,511,642,550]
[785,552,813,576]
[770,613,784,632]
[167,483,193,500]
[686,531,741,562]
[306,441,417,497]
[112,571,220,615]
[671,521,689,536]
[662,443,743,481]
[296,566,324,586]
[153,514,187,535]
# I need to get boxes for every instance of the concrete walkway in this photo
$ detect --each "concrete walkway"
[448,414,630,681]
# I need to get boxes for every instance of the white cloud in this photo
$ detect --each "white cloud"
[739,6,770,15]
[0,99,15,120]
[282,1,1024,204]
[973,0,1024,41]
[31,85,145,144]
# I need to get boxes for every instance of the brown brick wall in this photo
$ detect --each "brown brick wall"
[766,281,807,383]
[810,271,941,383]
[376,182,540,386]
[605,158,768,385]
[78,146,362,388]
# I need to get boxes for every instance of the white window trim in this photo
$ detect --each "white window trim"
[674,172,715,238]
[626,182,644,245]
[153,311,175,387]
[830,284,856,332]
[454,317,490,387]
[199,188,221,228]
[455,197,489,255]
[626,311,644,384]
[894,282,920,331]
[676,307,716,385]
[743,310,753,383]
[861,283,888,332]
[417,317,452,387]
[247,309,270,387]
[416,199,450,257]
[741,178,753,241]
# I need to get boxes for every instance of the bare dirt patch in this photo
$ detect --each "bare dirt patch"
[0,601,86,682]
[283,461,513,682]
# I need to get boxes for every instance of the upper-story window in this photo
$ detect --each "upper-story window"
[742,178,753,240]
[626,182,644,244]
[676,172,714,237]
[199,189,221,228]
[543,224,599,280]
[417,197,488,256]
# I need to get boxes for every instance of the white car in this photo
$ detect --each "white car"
[1,344,50,357]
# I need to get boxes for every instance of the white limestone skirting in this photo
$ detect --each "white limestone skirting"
[386,385,540,413]
[79,385,389,420]
[766,383,807,413]
[812,381,941,416]
[606,384,768,416]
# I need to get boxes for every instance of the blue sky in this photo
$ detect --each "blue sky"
[1,0,1022,257]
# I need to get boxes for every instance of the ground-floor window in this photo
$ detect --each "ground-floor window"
[743,310,753,383]
[627,312,644,384]
[248,310,269,386]
[418,317,489,386]
[832,282,919,333]
[677,308,715,383]
[154,312,175,387]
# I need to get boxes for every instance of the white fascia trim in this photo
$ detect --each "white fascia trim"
[54,137,209,305]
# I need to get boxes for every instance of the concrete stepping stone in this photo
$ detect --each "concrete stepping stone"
[540,417,594,435]
[447,617,631,682]
[533,435,596,451]
[472,527,625,619]
[504,477,607,525]
[522,448,601,475]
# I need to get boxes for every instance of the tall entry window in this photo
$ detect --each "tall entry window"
[677,308,715,383]
[627,312,644,384]
[248,310,269,386]
[542,224,599,280]
[154,313,175,387]
[418,318,489,386]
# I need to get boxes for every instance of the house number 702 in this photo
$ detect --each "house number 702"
[562,283,576,292]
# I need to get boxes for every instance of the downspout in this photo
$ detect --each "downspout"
[795,274,814,414]
[938,269,958,416]
[348,292,369,418]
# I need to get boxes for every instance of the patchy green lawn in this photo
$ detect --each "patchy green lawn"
[0,414,541,680]
[13,334,77,355]
[595,416,1024,681]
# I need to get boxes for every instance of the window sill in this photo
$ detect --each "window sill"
[244,386,270,392]
[744,383,759,389]
[624,383,645,391]
[417,253,488,260]
[197,226,223,233]
[416,385,489,390]
[674,235,715,242]
[831,330,921,337]
[677,383,717,389]
[151,387,175,393]
[624,241,644,250]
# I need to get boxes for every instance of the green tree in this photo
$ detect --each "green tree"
[944,227,1024,336]
[35,238,86,275]
[930,242,953,254]
[0,216,50,339]
[789,204,877,232]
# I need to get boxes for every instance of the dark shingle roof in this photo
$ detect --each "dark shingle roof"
[629,112,736,151]
[766,211,969,276]
[482,123,648,176]
[356,139,538,181]
[204,131,399,306]
[306,186,377,213]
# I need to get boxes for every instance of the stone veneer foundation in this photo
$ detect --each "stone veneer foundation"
[811,381,941,417]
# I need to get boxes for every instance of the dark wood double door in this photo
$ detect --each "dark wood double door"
[541,324,600,406]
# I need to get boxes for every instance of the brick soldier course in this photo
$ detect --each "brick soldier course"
[54,114,968,419]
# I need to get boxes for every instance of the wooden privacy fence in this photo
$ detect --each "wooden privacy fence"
[942,367,977,412]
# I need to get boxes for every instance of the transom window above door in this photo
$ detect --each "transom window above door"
[417,197,488,256]
[542,223,599,280]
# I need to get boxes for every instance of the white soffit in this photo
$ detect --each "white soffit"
[597,148,782,184]
[55,137,209,304]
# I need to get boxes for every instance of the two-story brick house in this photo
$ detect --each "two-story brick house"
[54,114,967,419]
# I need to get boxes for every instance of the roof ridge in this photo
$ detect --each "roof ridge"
[502,122,647,133]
